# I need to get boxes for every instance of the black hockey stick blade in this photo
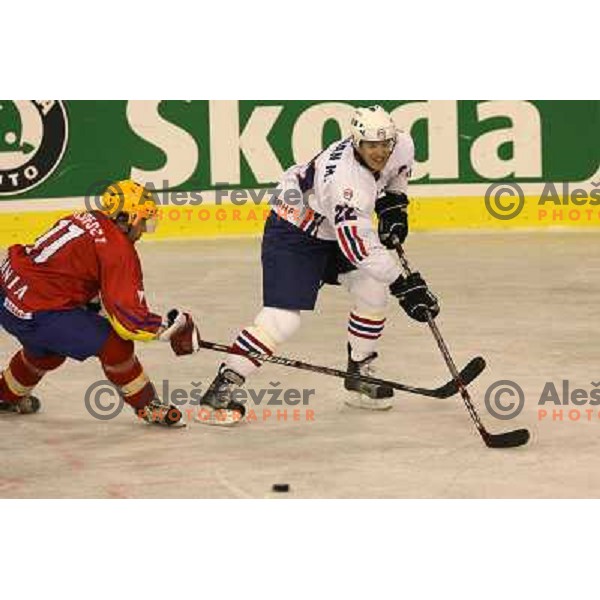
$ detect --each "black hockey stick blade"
[482,427,530,449]
[433,356,486,398]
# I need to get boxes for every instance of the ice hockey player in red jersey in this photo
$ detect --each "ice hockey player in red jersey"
[0,180,200,426]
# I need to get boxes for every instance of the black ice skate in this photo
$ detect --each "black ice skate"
[196,364,246,426]
[0,395,41,414]
[138,399,184,427]
[344,344,393,410]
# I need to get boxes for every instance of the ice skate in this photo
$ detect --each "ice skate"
[196,364,246,426]
[138,399,184,427]
[344,345,393,410]
[0,395,41,415]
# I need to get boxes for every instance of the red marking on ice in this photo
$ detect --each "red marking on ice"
[0,477,25,493]
[105,484,130,499]
[45,437,85,470]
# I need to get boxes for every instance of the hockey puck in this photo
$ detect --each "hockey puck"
[272,483,290,493]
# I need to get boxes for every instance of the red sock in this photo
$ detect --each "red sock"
[0,350,65,403]
[98,331,156,410]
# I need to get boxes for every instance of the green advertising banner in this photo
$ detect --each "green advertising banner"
[1,100,598,200]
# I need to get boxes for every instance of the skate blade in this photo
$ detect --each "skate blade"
[194,407,244,427]
[344,395,393,411]
[141,420,187,428]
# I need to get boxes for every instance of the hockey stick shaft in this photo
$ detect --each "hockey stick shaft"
[396,248,529,448]
[197,339,477,399]
[395,248,492,434]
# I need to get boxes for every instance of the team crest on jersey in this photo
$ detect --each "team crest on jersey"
[343,188,353,201]
[0,101,69,196]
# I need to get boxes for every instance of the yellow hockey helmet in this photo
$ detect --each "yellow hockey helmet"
[100,180,159,233]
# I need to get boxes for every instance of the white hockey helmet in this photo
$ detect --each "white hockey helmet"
[350,105,397,148]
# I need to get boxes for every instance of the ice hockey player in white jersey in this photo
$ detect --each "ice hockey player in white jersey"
[198,105,440,425]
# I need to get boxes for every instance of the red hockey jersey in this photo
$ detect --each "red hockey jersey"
[0,211,163,341]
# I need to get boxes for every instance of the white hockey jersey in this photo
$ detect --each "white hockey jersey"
[272,132,415,285]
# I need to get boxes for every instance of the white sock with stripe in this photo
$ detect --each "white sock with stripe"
[225,307,302,378]
[347,312,386,362]
[340,270,389,362]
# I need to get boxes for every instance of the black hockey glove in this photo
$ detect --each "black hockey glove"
[390,272,440,323]
[375,192,409,249]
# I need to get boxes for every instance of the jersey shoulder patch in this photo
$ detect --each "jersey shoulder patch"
[393,131,415,165]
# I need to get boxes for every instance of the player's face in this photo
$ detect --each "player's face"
[127,220,146,244]
[358,140,394,172]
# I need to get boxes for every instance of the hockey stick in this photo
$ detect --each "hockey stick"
[197,339,485,400]
[395,247,530,448]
